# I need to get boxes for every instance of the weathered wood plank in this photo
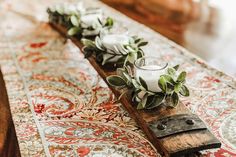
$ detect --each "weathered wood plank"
[50,22,221,157]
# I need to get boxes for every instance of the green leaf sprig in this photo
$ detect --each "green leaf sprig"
[106,65,189,109]
[47,5,114,37]
[67,16,114,37]
[81,36,147,66]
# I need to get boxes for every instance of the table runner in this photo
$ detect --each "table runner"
[0,0,235,156]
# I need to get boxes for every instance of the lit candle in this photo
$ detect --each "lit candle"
[134,57,168,92]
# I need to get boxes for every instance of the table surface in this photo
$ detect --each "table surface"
[0,0,235,156]
[101,0,236,77]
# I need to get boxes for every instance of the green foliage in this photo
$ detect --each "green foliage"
[106,75,127,87]
[48,5,190,110]
[106,65,190,110]
[68,27,81,36]
[104,17,114,27]
[81,36,147,66]
[70,15,80,27]
[47,6,114,37]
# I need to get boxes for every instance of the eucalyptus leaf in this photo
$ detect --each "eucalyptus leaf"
[147,93,165,109]
[95,37,104,50]
[158,76,167,92]
[131,79,140,89]
[116,57,126,66]
[139,77,148,90]
[177,71,187,82]
[126,45,136,53]
[102,54,116,65]
[123,55,129,66]
[127,52,137,64]
[140,94,148,109]
[81,38,96,47]
[132,89,142,102]
[135,38,141,44]
[174,83,182,93]
[105,17,114,27]
[137,102,144,109]
[166,82,174,94]
[137,50,144,58]
[106,75,126,87]
[161,74,175,85]
[173,65,180,71]
[123,72,132,82]
[70,15,79,27]
[145,95,156,108]
[125,66,132,76]
[167,67,176,76]
[98,18,103,26]
[179,85,190,96]
[170,92,179,107]
[138,41,148,47]
[68,27,80,36]
[119,45,129,55]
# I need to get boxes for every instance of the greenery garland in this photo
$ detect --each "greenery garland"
[47,4,114,37]
[81,36,148,66]
[47,3,190,110]
[106,65,190,109]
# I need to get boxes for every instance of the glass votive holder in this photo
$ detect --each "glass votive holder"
[134,56,168,92]
[99,24,130,53]
[100,22,129,37]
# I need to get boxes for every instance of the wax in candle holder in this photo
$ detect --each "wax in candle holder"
[100,25,129,48]
[134,57,168,92]
[99,26,130,61]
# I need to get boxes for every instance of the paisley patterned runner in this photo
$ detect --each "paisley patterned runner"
[0,0,235,156]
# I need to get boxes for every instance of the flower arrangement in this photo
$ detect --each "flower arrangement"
[106,64,189,109]
[47,3,114,37]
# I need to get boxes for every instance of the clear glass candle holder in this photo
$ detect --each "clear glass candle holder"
[100,22,129,38]
[134,57,168,92]
[99,24,130,55]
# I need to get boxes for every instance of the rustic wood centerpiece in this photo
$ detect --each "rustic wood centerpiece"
[47,4,221,156]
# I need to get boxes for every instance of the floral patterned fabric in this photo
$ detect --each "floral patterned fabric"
[0,0,235,156]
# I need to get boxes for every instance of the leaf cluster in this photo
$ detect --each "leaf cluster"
[47,7,114,37]
[81,36,147,66]
[106,65,189,109]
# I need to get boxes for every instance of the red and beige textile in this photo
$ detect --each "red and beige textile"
[0,0,235,156]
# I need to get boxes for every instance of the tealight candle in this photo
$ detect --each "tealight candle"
[134,57,168,92]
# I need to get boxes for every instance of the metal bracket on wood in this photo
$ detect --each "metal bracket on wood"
[148,114,207,138]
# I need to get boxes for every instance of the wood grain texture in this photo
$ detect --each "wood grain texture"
[50,23,221,157]
[0,70,21,157]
